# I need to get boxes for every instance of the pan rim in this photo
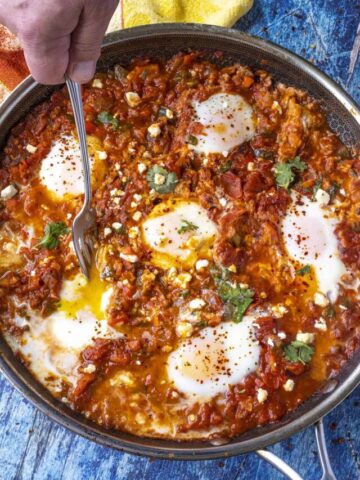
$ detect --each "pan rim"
[0,23,359,460]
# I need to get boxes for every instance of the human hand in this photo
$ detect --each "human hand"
[0,0,118,84]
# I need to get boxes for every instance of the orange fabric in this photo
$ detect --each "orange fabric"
[0,26,28,98]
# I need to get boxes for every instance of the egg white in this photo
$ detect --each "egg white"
[141,199,218,269]
[39,135,105,199]
[7,275,118,392]
[167,316,260,400]
[191,93,255,155]
[281,194,347,302]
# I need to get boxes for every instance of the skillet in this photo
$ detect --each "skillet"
[0,23,359,477]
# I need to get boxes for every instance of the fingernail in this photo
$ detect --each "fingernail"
[68,61,96,83]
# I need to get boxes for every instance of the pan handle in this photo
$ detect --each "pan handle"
[256,419,336,480]
[315,418,337,480]
[256,449,303,480]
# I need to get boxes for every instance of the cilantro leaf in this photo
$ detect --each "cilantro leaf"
[97,111,120,130]
[274,156,307,189]
[295,264,311,276]
[38,222,69,249]
[177,220,198,234]
[214,275,254,323]
[219,160,232,173]
[312,177,323,200]
[284,341,314,364]
[146,165,178,194]
[324,305,336,319]
[187,135,198,146]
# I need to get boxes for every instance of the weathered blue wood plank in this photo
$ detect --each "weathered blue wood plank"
[1,1,359,479]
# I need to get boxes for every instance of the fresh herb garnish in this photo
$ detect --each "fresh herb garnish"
[196,320,208,328]
[213,271,254,323]
[177,220,198,234]
[97,111,120,130]
[274,156,307,189]
[38,222,69,249]
[219,160,232,173]
[146,165,178,194]
[188,135,198,146]
[295,264,311,276]
[312,177,323,200]
[284,341,314,364]
[324,305,336,319]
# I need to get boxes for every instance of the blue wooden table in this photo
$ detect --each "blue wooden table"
[1,1,359,479]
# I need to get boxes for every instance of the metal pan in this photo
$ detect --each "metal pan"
[0,24,359,469]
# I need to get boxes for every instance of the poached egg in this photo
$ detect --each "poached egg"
[8,273,117,392]
[167,316,260,400]
[39,134,106,199]
[141,199,218,269]
[190,93,255,155]
[282,194,347,302]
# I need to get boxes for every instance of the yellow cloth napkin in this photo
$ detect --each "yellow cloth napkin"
[121,0,253,28]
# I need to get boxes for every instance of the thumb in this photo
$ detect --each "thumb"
[67,0,118,83]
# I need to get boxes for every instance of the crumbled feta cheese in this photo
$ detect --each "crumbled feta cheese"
[314,292,330,307]
[25,144,37,154]
[165,108,174,119]
[247,162,255,171]
[66,213,72,220]
[222,150,229,158]
[132,211,142,222]
[174,272,192,289]
[176,321,193,338]
[97,151,108,160]
[154,173,166,185]
[125,91,141,107]
[296,332,315,344]
[128,226,139,239]
[83,364,96,374]
[112,222,123,232]
[1,184,17,200]
[267,338,275,347]
[148,123,161,138]
[283,379,295,392]
[114,163,121,171]
[257,388,268,403]
[219,197,227,207]
[314,317,327,331]
[315,188,330,206]
[195,259,209,271]
[130,201,138,208]
[189,298,206,310]
[133,193,142,202]
[278,331,286,340]
[92,79,103,89]
[339,188,346,196]
[239,283,249,289]
[271,101,282,113]
[119,252,138,263]
[113,197,121,205]
[110,188,120,197]
[271,304,288,318]
[137,163,147,174]
[143,151,152,159]
[228,264,237,273]
[104,227,112,237]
